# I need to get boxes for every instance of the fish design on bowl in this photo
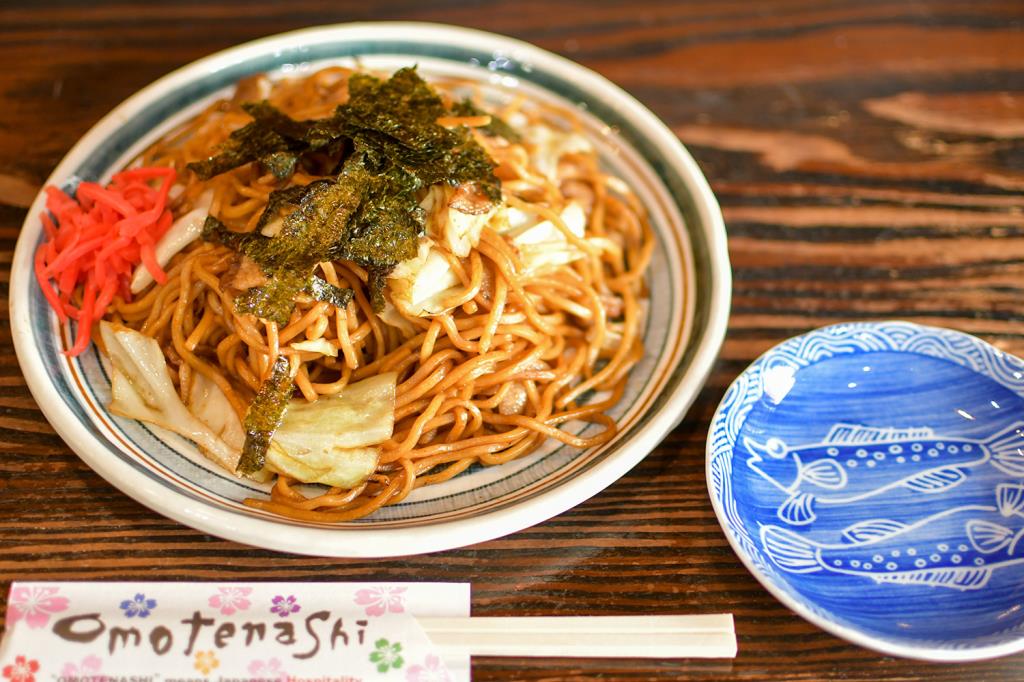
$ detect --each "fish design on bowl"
[745,422,1024,525]
[707,320,1024,660]
[761,483,1024,591]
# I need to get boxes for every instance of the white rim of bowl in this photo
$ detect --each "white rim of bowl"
[705,320,1024,661]
[11,22,731,558]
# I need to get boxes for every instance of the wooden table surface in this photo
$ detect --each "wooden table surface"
[2,1,1023,679]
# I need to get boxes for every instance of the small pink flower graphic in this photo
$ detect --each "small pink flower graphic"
[248,658,287,681]
[407,654,450,682]
[7,586,69,628]
[209,586,252,615]
[194,650,219,674]
[2,656,39,682]
[270,594,300,618]
[60,655,103,677]
[355,585,407,616]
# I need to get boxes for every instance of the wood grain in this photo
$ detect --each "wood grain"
[1,0,1022,679]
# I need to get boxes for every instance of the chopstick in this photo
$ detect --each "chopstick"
[419,614,737,659]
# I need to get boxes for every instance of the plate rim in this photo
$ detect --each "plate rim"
[10,21,731,557]
[705,319,1024,661]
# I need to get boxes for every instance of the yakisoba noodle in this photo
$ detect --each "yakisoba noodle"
[101,66,653,522]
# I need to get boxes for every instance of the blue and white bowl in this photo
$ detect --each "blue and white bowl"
[708,320,1024,660]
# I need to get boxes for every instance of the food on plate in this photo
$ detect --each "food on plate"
[34,65,654,521]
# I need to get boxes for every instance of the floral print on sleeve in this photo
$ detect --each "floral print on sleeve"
[7,586,69,628]
[119,593,157,618]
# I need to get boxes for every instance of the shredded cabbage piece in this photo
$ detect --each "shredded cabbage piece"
[506,202,588,274]
[289,338,339,357]
[387,239,462,317]
[523,126,593,181]
[188,372,245,451]
[100,321,241,473]
[265,372,397,488]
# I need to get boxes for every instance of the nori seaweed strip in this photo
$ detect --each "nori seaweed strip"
[241,101,312,140]
[259,174,365,268]
[198,67,505,323]
[244,101,345,155]
[203,178,369,323]
[451,98,522,143]
[327,161,423,266]
[187,121,292,181]
[253,184,316,234]
[234,274,353,324]
[189,70,503,193]
[201,215,261,251]
[200,216,303,324]
[307,276,354,309]
[234,269,310,325]
[366,266,390,312]
[221,165,420,320]
[340,69,502,202]
[261,151,299,179]
[187,102,314,181]
[197,214,266,253]
[341,69,452,156]
[238,354,293,474]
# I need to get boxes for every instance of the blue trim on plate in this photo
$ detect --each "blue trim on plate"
[29,38,696,524]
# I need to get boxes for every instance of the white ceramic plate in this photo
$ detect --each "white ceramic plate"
[10,23,730,557]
